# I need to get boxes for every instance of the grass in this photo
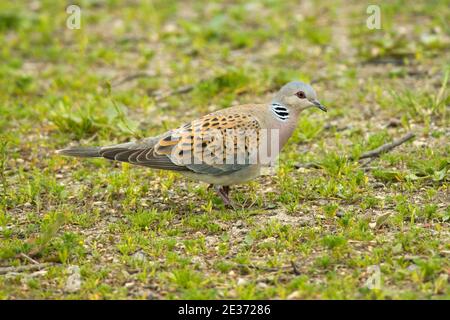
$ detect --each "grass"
[0,0,449,299]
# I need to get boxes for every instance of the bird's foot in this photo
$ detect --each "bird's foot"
[213,185,238,210]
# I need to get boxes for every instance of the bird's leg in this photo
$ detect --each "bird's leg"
[214,185,236,209]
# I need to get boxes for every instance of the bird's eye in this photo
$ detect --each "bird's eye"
[296,91,306,99]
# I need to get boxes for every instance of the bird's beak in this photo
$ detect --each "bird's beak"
[311,99,327,112]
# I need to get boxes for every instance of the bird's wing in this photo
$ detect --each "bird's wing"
[98,134,189,171]
[98,112,262,175]
[165,112,262,176]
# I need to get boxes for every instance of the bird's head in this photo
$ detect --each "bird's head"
[272,81,327,112]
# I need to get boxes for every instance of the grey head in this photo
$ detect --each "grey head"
[272,81,327,112]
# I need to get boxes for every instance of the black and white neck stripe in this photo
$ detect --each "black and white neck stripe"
[271,103,289,121]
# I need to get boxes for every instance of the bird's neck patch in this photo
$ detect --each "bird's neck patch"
[271,103,289,121]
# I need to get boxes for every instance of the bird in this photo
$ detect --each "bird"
[57,81,326,208]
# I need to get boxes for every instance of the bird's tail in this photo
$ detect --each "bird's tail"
[56,146,101,158]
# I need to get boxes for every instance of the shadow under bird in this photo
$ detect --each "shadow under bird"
[57,81,327,208]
